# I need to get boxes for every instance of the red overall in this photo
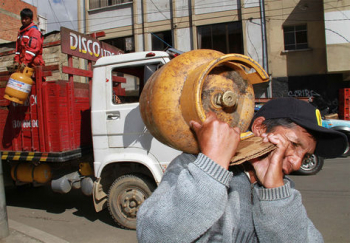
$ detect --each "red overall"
[14,22,45,67]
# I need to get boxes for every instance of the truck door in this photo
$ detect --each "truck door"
[105,62,158,148]
[104,60,180,165]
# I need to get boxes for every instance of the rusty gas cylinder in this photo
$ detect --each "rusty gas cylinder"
[11,163,52,184]
[4,66,34,104]
[139,49,269,154]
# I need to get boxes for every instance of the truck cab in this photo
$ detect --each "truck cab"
[91,51,181,229]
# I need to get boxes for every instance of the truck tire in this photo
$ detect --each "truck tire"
[294,154,324,175]
[107,174,155,230]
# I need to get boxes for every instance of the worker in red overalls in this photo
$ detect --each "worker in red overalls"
[14,8,44,67]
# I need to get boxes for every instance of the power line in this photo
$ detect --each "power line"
[151,33,173,48]
[325,28,350,43]
[149,0,170,20]
[61,0,76,30]
[47,0,61,29]
[69,2,350,32]
[89,2,350,28]
[2,1,349,31]
[81,2,350,37]
[0,1,349,35]
[26,0,350,28]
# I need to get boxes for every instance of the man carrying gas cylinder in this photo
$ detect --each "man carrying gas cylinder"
[14,8,44,68]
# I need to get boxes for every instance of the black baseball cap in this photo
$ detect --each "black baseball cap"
[252,97,348,158]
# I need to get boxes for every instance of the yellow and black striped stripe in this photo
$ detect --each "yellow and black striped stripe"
[1,151,48,162]
[1,147,92,163]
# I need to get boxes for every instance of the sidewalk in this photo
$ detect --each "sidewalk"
[0,220,69,243]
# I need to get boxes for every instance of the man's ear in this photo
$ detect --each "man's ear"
[251,116,266,136]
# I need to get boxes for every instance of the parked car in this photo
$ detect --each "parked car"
[294,118,350,175]
[294,154,325,175]
[322,119,350,157]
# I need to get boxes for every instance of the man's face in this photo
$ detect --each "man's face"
[21,17,32,28]
[270,125,316,175]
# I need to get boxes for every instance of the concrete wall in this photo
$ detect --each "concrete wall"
[244,18,263,67]
[175,28,192,52]
[194,0,237,15]
[265,0,327,78]
[324,1,350,73]
[87,3,133,33]
[145,0,171,22]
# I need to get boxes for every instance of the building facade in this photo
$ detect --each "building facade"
[83,0,350,104]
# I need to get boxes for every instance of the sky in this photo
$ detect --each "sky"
[23,0,78,33]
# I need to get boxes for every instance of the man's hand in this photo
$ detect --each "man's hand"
[250,133,288,188]
[190,112,240,170]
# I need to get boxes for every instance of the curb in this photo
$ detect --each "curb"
[7,220,69,243]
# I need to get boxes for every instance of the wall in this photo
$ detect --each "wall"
[241,4,263,68]
[84,0,349,102]
[89,0,244,52]
[0,0,38,42]
[87,3,133,34]
[85,0,349,78]
[266,0,327,78]
[324,0,350,73]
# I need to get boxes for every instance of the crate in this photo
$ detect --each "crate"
[339,88,350,102]
[339,88,350,120]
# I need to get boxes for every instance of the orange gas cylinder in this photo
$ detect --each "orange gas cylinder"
[11,163,52,184]
[139,49,269,154]
[4,66,34,104]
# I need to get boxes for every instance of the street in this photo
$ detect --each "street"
[289,157,350,243]
[2,157,350,243]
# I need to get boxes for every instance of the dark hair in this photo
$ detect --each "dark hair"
[262,118,296,133]
[262,117,318,140]
[20,8,33,19]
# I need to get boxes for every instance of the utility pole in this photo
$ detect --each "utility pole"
[0,153,9,239]
[260,0,272,98]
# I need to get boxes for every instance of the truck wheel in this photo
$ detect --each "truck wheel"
[107,174,155,230]
[294,154,324,175]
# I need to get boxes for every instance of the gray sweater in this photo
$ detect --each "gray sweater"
[136,153,324,243]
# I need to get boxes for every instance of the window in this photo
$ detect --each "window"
[111,63,164,104]
[111,68,140,104]
[197,22,243,54]
[151,31,172,51]
[104,36,134,53]
[89,0,132,10]
[283,25,308,51]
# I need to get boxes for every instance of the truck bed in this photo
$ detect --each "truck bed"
[0,68,92,162]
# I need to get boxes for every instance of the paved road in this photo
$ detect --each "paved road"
[2,157,350,243]
[289,157,350,243]
[3,178,137,242]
